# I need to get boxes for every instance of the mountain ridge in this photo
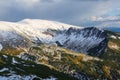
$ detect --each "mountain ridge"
[0,19,109,56]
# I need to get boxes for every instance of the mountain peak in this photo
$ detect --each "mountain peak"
[0,19,118,56]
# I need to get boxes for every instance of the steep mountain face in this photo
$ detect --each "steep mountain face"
[0,19,120,80]
[54,27,108,56]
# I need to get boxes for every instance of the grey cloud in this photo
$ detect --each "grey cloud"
[0,0,120,27]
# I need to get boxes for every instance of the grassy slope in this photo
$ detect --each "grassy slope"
[0,53,77,80]
[99,37,120,79]
[28,44,120,80]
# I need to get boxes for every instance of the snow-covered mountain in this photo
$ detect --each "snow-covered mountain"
[0,19,109,56]
[0,19,79,42]
[0,19,80,48]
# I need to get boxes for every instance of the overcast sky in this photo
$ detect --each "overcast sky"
[0,0,120,28]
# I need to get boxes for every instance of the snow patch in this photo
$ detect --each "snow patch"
[3,55,7,58]
[0,44,3,51]
[118,37,120,39]
[43,76,57,80]
[111,35,117,39]
[0,68,9,72]
[12,58,19,64]
[0,75,37,80]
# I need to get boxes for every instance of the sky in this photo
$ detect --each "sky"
[0,0,120,29]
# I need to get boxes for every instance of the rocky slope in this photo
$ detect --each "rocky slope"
[19,43,120,80]
[54,27,108,56]
[0,53,77,80]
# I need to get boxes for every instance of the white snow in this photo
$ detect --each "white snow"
[12,58,19,64]
[3,55,7,58]
[118,37,120,39]
[0,75,57,80]
[43,76,57,80]
[0,68,9,72]
[0,44,3,51]
[111,35,117,39]
[0,75,37,80]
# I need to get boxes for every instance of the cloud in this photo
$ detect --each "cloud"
[0,0,120,28]
[89,16,120,22]
[96,21,120,28]
[15,0,40,9]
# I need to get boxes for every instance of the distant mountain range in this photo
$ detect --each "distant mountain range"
[0,19,120,80]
